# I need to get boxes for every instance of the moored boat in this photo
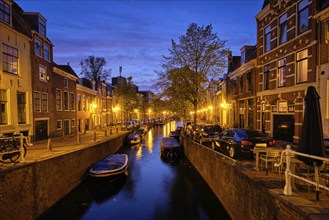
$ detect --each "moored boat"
[159,137,182,161]
[89,154,128,178]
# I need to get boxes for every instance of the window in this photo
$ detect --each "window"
[56,120,62,130]
[43,44,49,61]
[279,13,287,44]
[17,92,26,124]
[297,49,308,83]
[39,65,47,81]
[83,95,86,111]
[239,77,244,93]
[64,91,69,111]
[298,0,309,34]
[38,16,46,37]
[72,119,75,128]
[70,93,75,111]
[33,91,40,112]
[263,65,270,90]
[0,0,10,24]
[64,78,68,88]
[77,94,81,111]
[0,89,7,124]
[56,89,62,111]
[278,58,286,87]
[41,92,48,111]
[264,25,271,52]
[246,72,252,92]
[2,43,18,75]
[34,37,41,56]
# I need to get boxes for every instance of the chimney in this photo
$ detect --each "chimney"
[119,66,122,77]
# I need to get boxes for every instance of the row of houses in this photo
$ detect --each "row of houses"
[201,0,329,144]
[0,0,151,142]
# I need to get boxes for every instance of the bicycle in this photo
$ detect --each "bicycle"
[0,134,27,163]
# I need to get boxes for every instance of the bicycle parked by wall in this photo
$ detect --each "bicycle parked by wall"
[0,133,28,164]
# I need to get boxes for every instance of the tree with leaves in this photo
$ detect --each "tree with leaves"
[113,77,138,123]
[156,23,228,126]
[80,55,111,82]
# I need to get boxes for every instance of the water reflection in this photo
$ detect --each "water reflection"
[41,123,230,220]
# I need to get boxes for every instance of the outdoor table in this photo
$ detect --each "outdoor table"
[252,147,282,171]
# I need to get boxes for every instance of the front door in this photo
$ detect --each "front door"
[64,120,70,135]
[35,120,48,141]
[273,115,294,142]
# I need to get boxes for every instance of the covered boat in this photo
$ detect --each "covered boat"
[159,137,181,160]
[89,154,128,178]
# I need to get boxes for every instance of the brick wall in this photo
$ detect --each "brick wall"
[0,134,126,219]
[182,136,328,219]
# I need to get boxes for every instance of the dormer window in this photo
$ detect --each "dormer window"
[38,16,46,37]
[0,1,10,24]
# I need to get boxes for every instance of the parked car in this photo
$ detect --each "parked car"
[122,121,134,130]
[211,129,276,159]
[193,124,222,144]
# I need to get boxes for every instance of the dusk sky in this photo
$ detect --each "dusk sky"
[17,0,263,91]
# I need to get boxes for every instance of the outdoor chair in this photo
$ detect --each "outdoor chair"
[295,163,315,193]
[260,150,281,174]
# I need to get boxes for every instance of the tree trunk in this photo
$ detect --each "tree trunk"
[193,101,197,130]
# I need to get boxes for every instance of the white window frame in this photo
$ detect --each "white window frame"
[39,65,47,81]
[264,25,271,53]
[2,43,18,75]
[56,89,62,111]
[72,119,75,128]
[278,58,286,88]
[296,49,308,84]
[279,13,287,45]
[70,92,75,111]
[297,0,309,35]
[43,43,49,61]
[34,37,42,57]
[33,91,41,112]
[56,120,62,130]
[64,91,69,111]
[41,92,48,112]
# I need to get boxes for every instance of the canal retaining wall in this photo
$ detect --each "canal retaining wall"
[0,133,127,219]
[182,136,329,220]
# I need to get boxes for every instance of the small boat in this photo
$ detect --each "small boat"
[159,137,182,160]
[126,133,141,144]
[89,154,128,178]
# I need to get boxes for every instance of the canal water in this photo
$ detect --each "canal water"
[40,122,230,220]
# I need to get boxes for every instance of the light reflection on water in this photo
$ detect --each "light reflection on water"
[40,123,230,220]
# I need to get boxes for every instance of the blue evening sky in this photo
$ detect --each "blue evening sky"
[16,0,263,91]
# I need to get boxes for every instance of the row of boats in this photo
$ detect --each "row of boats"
[89,123,183,178]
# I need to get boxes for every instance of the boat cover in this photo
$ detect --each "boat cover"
[92,154,128,171]
[159,137,180,148]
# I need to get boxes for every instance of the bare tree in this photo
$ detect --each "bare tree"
[80,55,111,82]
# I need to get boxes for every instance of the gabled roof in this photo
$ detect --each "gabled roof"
[55,64,79,78]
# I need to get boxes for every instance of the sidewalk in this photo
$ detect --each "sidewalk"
[0,126,129,168]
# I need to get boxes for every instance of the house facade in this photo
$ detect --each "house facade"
[0,0,33,136]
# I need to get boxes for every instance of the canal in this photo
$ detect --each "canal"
[40,122,230,220]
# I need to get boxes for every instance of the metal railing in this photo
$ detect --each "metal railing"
[275,145,329,198]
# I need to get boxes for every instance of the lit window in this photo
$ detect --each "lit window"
[264,25,271,52]
[41,92,48,111]
[17,92,26,124]
[56,89,62,111]
[278,58,286,87]
[38,16,46,37]
[34,37,41,56]
[43,44,49,61]
[2,43,18,75]
[296,49,308,83]
[263,64,270,90]
[279,13,287,44]
[0,89,7,124]
[77,94,81,111]
[39,65,47,81]
[0,1,10,24]
[33,91,41,112]
[64,91,69,111]
[298,0,309,34]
